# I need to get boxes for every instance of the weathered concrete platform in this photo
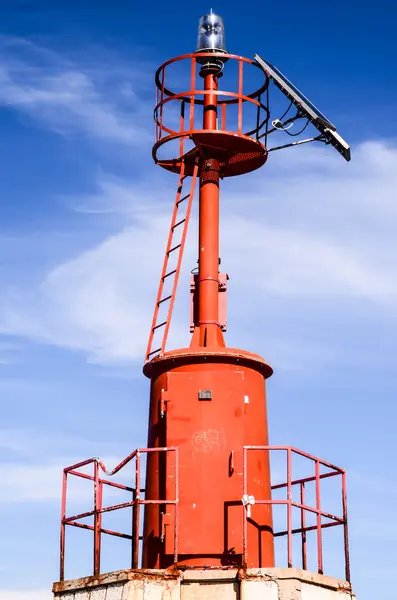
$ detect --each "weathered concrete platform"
[53,568,356,599]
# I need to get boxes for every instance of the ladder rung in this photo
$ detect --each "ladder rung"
[163,269,177,280]
[176,194,190,205]
[172,218,186,230]
[147,348,161,357]
[145,162,195,363]
[167,243,181,254]
[158,294,172,305]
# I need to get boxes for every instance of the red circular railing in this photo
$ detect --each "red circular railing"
[153,53,270,177]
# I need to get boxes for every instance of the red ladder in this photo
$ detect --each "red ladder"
[145,160,198,363]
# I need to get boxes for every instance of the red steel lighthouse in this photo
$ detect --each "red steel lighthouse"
[143,12,274,569]
[57,13,353,596]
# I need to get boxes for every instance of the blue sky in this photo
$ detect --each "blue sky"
[0,1,396,599]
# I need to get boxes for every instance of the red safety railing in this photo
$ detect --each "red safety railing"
[60,447,179,581]
[153,53,270,165]
[59,445,350,582]
[242,446,350,582]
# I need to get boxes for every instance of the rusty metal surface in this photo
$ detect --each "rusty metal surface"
[242,447,350,582]
[59,445,350,581]
[53,568,181,593]
[59,448,179,582]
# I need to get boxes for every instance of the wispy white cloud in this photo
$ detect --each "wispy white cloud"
[0,428,129,503]
[0,462,66,503]
[0,428,108,456]
[0,38,396,370]
[0,37,151,145]
[0,223,167,363]
[0,140,396,367]
[0,455,125,503]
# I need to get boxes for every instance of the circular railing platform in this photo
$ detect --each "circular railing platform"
[153,53,270,177]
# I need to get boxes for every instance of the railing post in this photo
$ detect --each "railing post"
[174,448,179,564]
[242,447,248,567]
[159,67,165,140]
[60,470,67,581]
[93,461,101,576]
[189,57,196,131]
[342,472,351,582]
[315,460,323,574]
[180,100,185,157]
[221,102,226,131]
[300,481,307,570]
[155,85,158,142]
[131,485,136,569]
[238,60,243,134]
[132,451,141,568]
[287,448,292,568]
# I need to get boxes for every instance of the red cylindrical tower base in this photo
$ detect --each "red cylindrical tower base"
[142,347,275,569]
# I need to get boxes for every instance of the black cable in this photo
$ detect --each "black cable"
[277,98,294,123]
[262,91,294,139]
[285,119,310,137]
[264,83,270,146]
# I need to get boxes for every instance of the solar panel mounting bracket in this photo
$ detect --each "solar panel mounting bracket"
[267,134,325,154]
[254,53,351,161]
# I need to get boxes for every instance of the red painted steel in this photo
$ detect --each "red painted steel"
[142,347,274,569]
[57,47,352,584]
[152,53,270,177]
[242,446,350,582]
[193,73,224,347]
[59,448,179,581]
[300,482,307,570]
[145,161,199,362]
[190,273,228,333]
[143,54,275,569]
[59,445,349,582]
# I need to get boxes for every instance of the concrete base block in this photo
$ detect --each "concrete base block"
[53,571,180,600]
[301,583,352,600]
[240,580,278,600]
[181,582,238,600]
[53,568,356,600]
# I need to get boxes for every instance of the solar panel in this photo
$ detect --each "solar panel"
[254,54,351,161]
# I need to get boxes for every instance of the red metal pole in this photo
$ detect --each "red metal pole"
[287,448,293,568]
[173,448,180,565]
[243,446,248,566]
[197,71,224,347]
[315,460,323,574]
[93,461,101,576]
[300,482,307,570]
[98,480,103,570]
[60,471,67,581]
[133,451,141,568]
[342,472,351,582]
